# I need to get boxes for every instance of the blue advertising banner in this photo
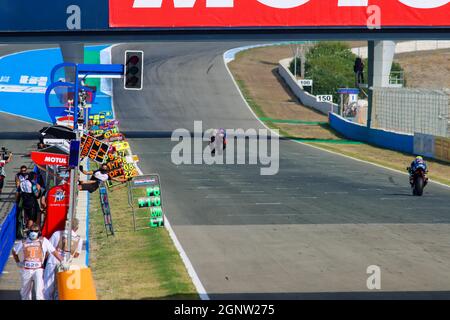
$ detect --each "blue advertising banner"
[0,0,108,32]
[0,46,112,123]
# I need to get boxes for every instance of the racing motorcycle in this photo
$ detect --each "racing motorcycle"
[407,165,428,196]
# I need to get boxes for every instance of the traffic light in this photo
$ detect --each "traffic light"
[124,50,144,90]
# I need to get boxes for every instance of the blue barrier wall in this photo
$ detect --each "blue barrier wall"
[329,113,414,154]
[0,205,16,275]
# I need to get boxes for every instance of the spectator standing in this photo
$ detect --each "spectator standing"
[354,57,365,86]
[20,172,41,229]
[15,165,29,204]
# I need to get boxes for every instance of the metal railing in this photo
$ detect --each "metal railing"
[389,71,405,87]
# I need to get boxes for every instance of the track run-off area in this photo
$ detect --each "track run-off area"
[2,42,450,299]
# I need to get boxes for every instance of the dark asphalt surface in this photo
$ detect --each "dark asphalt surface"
[111,42,450,298]
[111,42,450,224]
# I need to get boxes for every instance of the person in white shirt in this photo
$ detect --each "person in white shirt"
[43,218,83,300]
[12,224,64,300]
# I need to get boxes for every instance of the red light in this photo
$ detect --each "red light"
[127,55,140,65]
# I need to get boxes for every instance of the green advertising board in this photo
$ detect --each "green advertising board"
[128,174,165,230]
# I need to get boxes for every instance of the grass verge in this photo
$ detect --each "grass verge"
[89,177,198,300]
[228,44,450,187]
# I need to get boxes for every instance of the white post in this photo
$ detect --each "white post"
[65,122,82,263]
[294,46,298,79]
[65,167,75,263]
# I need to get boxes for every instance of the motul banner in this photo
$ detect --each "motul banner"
[109,0,450,28]
[31,151,69,166]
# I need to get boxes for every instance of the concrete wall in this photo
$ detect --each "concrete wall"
[373,41,396,88]
[278,58,339,115]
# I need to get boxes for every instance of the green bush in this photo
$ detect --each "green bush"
[309,42,363,101]
[289,42,408,101]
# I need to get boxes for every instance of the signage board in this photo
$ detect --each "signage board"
[337,88,360,95]
[80,134,110,164]
[299,79,313,87]
[88,111,113,127]
[129,174,165,229]
[31,151,69,166]
[317,95,333,103]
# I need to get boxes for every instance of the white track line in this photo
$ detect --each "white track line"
[222,47,450,191]
[107,47,209,299]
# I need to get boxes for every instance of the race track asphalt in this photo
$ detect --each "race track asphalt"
[111,42,450,299]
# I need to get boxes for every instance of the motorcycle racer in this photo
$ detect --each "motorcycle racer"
[408,156,428,186]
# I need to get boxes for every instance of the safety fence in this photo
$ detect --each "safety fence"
[0,205,16,275]
[329,112,414,154]
[372,88,450,137]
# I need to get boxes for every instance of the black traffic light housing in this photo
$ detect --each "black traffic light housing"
[124,50,144,90]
